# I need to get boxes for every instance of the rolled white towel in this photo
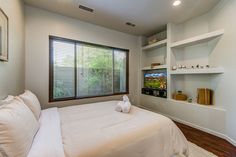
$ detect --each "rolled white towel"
[115,101,131,113]
[123,95,129,102]
[122,101,131,113]
[115,101,123,112]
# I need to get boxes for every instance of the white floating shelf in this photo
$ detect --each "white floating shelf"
[170,29,224,48]
[142,65,167,71]
[169,99,226,112]
[142,39,167,51]
[170,67,224,75]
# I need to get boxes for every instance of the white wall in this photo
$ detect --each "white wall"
[0,0,25,99]
[140,0,236,145]
[25,6,140,109]
[207,0,236,144]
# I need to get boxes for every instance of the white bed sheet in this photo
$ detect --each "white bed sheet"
[59,101,189,157]
[27,108,65,157]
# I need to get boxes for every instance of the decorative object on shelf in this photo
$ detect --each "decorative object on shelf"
[151,63,161,68]
[148,39,158,45]
[173,65,214,70]
[197,88,213,105]
[0,8,8,62]
[147,30,167,45]
[187,98,193,103]
[172,66,177,70]
[142,39,167,50]
[175,65,187,69]
[170,67,224,74]
[173,91,188,101]
[163,56,167,65]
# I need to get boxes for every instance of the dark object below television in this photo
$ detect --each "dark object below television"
[142,88,167,98]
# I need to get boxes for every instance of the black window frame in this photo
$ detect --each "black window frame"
[49,35,129,102]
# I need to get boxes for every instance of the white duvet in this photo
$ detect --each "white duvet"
[28,101,189,157]
[59,101,189,157]
[27,108,65,157]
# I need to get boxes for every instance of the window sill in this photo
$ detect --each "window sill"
[49,92,129,103]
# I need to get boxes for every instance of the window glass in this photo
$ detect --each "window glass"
[53,40,75,99]
[77,44,113,97]
[114,50,127,93]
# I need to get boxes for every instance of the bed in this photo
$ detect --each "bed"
[27,100,189,157]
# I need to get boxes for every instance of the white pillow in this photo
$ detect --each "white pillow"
[0,97,39,157]
[0,95,14,105]
[19,90,41,120]
[3,95,14,102]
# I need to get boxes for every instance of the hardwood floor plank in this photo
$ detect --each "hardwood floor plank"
[175,121,236,157]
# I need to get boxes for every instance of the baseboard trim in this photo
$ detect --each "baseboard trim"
[137,105,236,146]
[161,112,236,147]
[225,136,236,147]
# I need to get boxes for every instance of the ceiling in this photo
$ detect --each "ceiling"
[24,0,220,36]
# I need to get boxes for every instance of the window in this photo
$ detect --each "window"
[49,36,129,102]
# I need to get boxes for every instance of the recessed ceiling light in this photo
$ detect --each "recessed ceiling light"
[173,0,182,6]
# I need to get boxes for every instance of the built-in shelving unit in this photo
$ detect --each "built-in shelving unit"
[168,28,225,104]
[140,24,225,110]
[170,29,224,48]
[142,39,167,51]
[170,67,224,75]
[142,65,167,71]
[139,20,227,139]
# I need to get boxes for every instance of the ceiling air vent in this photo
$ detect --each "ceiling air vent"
[126,22,136,27]
[79,5,94,13]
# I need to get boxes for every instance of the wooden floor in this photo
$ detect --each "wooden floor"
[175,122,236,157]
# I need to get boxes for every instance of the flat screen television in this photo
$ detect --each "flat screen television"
[143,69,167,90]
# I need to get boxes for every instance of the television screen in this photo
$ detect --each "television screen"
[144,69,167,90]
